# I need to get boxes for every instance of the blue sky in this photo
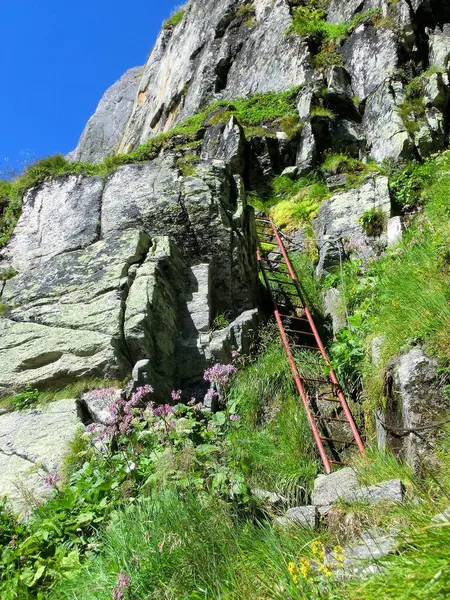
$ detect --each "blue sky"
[1,0,181,175]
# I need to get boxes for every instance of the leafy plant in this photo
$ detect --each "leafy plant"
[10,387,40,410]
[0,266,17,280]
[358,208,386,237]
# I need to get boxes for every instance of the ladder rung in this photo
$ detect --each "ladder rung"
[291,343,321,351]
[330,460,346,466]
[294,358,326,367]
[315,416,349,424]
[279,314,308,322]
[260,250,283,255]
[302,376,332,384]
[284,328,315,337]
[320,437,359,446]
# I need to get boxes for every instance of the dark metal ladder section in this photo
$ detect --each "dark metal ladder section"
[256,216,365,473]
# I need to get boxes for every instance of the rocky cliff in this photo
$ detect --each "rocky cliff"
[1,0,450,441]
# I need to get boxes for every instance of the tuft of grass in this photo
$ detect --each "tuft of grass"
[227,334,319,500]
[162,7,185,29]
[358,208,386,237]
[311,106,336,119]
[53,491,318,600]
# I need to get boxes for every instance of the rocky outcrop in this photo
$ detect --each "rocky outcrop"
[0,155,258,398]
[379,347,450,472]
[313,175,392,275]
[68,67,143,163]
[117,0,311,154]
[0,399,81,510]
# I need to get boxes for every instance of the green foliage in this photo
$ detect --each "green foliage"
[162,7,185,29]
[176,152,199,176]
[358,208,386,237]
[9,387,40,410]
[264,174,329,231]
[311,106,336,119]
[291,4,380,44]
[321,153,366,175]
[0,266,17,280]
[211,311,231,331]
[398,75,426,134]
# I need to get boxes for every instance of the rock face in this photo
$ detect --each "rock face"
[0,155,258,398]
[313,176,391,275]
[68,67,143,163]
[117,0,311,153]
[380,347,450,472]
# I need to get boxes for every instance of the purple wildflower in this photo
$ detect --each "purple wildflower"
[229,414,241,422]
[43,471,61,488]
[86,423,98,433]
[187,397,197,406]
[152,404,177,418]
[112,572,131,600]
[171,389,182,401]
[231,348,240,359]
[203,363,237,386]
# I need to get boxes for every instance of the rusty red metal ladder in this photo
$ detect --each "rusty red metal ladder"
[256,216,365,473]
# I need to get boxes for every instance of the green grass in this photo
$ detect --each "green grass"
[52,490,318,600]
[227,336,319,500]
[162,7,185,29]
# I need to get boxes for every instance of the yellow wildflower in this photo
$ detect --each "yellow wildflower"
[311,540,325,558]
[333,545,344,564]
[299,557,311,579]
[288,561,299,585]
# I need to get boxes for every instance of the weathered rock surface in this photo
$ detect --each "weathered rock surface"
[381,347,450,472]
[0,155,258,397]
[313,175,391,275]
[0,399,81,510]
[275,506,318,528]
[117,0,311,154]
[429,24,450,70]
[68,67,143,164]
[313,468,404,506]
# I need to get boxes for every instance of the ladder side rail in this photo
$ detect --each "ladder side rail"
[267,217,366,455]
[257,249,333,473]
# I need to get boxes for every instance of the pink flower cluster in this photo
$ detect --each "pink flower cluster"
[89,386,154,440]
[112,572,131,600]
[203,363,237,386]
[89,387,119,401]
[152,404,177,418]
[43,471,61,488]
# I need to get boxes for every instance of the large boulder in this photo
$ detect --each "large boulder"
[428,24,450,69]
[313,175,392,275]
[0,154,258,397]
[362,78,413,163]
[68,67,143,164]
[0,399,81,511]
[380,347,450,472]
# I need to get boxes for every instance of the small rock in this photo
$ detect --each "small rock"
[326,173,349,191]
[387,216,402,247]
[356,479,404,504]
[281,166,298,179]
[312,467,359,506]
[252,488,287,508]
[276,506,318,528]
[431,507,450,524]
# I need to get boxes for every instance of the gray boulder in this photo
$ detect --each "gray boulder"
[68,67,143,164]
[340,25,398,100]
[381,347,450,472]
[313,467,360,506]
[313,175,392,275]
[0,399,81,511]
[428,24,450,70]
[362,78,413,163]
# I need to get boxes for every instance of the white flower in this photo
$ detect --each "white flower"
[125,461,136,473]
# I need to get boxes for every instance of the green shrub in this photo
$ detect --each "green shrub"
[0,266,17,280]
[358,208,386,237]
